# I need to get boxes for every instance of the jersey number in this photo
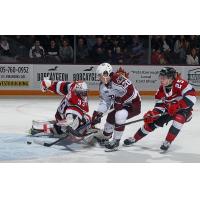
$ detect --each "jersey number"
[116,75,131,89]
[78,99,85,107]
[122,79,131,89]
[175,80,184,89]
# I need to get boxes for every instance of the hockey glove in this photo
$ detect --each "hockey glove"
[91,111,103,126]
[114,97,123,111]
[143,109,160,124]
[167,101,180,116]
[41,78,52,92]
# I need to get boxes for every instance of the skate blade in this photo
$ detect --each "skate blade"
[105,147,119,152]
[160,149,169,154]
[122,143,135,147]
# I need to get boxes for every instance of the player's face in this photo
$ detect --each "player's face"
[159,75,173,86]
[97,72,111,84]
[76,90,88,100]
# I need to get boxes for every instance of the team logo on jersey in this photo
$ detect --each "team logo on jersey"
[116,67,129,78]
[188,68,200,87]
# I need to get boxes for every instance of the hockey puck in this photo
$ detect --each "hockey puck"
[27,141,32,145]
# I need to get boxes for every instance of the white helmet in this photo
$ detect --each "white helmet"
[74,81,88,97]
[96,63,113,77]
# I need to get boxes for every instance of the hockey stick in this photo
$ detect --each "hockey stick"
[116,112,167,127]
[33,127,99,147]
[33,134,69,147]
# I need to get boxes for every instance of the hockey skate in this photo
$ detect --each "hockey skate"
[105,139,120,152]
[160,141,171,151]
[123,137,136,147]
[89,129,111,146]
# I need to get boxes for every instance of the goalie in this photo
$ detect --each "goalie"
[30,79,92,138]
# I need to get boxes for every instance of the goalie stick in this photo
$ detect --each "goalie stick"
[32,125,99,147]
[33,133,70,147]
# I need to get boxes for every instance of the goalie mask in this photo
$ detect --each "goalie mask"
[74,81,88,99]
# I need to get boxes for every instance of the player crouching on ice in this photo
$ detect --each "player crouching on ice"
[30,79,92,140]
[91,63,141,151]
[124,67,197,151]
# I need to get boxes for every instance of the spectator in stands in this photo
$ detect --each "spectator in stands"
[46,40,60,63]
[186,47,199,65]
[161,36,171,52]
[128,36,145,64]
[123,47,131,64]
[103,35,113,50]
[151,35,162,51]
[92,37,105,53]
[151,47,167,65]
[58,35,65,47]
[111,38,120,53]
[189,35,198,49]
[174,36,189,64]
[93,47,106,64]
[91,37,106,63]
[59,39,73,63]
[9,35,29,62]
[0,37,11,56]
[160,35,173,63]
[165,35,176,51]
[105,49,114,64]
[85,35,96,52]
[76,37,89,64]
[29,40,45,59]
[113,46,124,64]
[47,40,59,56]
[119,36,128,49]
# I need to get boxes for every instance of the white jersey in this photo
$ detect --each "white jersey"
[97,82,115,113]
[97,73,139,113]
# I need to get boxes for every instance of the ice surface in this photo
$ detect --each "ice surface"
[0,96,199,163]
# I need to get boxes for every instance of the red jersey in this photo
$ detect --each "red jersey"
[48,81,89,114]
[154,77,196,113]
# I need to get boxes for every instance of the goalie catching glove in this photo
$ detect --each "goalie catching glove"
[57,113,80,130]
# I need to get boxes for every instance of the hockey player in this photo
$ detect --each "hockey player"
[124,67,197,151]
[91,63,141,151]
[39,79,91,137]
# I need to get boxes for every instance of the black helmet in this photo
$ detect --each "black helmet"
[159,67,176,79]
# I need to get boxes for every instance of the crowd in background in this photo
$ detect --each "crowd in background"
[0,35,200,65]
[151,35,200,65]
